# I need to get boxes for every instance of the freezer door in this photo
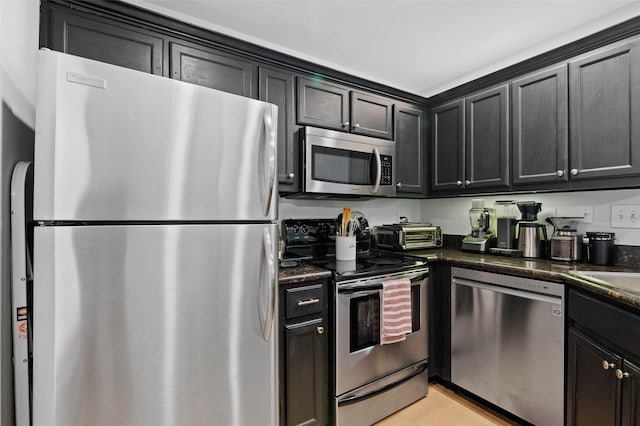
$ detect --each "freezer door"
[34,50,277,222]
[33,224,278,426]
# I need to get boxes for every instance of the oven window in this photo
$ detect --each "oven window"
[349,285,421,353]
[312,146,375,185]
[350,293,380,352]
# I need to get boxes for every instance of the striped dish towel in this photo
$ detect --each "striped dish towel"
[380,278,412,345]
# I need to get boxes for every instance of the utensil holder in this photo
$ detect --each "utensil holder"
[335,235,356,261]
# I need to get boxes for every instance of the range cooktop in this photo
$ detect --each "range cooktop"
[282,219,429,281]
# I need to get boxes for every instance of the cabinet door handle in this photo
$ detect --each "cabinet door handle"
[317,326,325,334]
[297,298,320,307]
[456,180,463,186]
[288,173,295,179]
[556,170,565,177]
[464,180,471,186]
[570,168,579,176]
[354,123,360,128]
[602,360,615,370]
[343,121,350,128]
[616,369,630,380]
[396,182,403,188]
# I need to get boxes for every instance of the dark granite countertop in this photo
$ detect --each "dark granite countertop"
[278,264,332,286]
[277,248,640,312]
[411,248,640,313]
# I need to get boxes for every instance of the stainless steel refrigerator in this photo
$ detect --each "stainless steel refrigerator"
[14,49,279,426]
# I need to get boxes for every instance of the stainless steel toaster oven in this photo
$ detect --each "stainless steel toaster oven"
[374,224,442,250]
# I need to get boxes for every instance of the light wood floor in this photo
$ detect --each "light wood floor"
[376,383,521,426]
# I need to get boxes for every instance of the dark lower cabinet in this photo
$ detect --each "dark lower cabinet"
[43,5,164,75]
[259,66,299,192]
[568,289,640,426]
[395,104,426,194]
[279,280,329,426]
[170,42,253,97]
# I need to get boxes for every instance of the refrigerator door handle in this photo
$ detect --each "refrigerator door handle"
[261,226,276,341]
[261,106,277,217]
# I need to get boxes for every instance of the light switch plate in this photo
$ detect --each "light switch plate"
[611,205,640,228]
[578,206,593,224]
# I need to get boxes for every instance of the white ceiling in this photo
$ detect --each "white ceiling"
[125,0,640,97]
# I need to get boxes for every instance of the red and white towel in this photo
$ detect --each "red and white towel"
[380,278,412,345]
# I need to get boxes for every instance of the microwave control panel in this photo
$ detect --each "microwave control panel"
[381,155,392,185]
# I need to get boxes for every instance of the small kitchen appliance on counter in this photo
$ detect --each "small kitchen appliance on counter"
[516,201,547,258]
[489,200,521,257]
[374,223,442,251]
[584,232,616,265]
[461,199,496,253]
[547,217,583,261]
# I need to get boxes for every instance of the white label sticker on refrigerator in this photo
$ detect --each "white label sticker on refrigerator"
[67,72,106,89]
[551,305,562,317]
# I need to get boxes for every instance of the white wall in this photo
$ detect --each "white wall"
[279,197,422,228]
[0,1,38,424]
[421,189,640,246]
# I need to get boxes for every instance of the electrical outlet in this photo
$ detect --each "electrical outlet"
[578,206,594,224]
[611,205,640,228]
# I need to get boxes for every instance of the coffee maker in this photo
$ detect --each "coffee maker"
[461,199,496,253]
[489,200,521,256]
[516,201,547,258]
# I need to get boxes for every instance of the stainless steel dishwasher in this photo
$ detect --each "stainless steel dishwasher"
[450,267,564,426]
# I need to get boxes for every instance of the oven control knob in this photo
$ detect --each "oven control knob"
[317,326,325,334]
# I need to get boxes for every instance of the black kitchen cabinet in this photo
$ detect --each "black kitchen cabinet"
[259,66,299,192]
[431,99,465,192]
[567,289,640,426]
[297,77,350,132]
[569,37,640,184]
[279,280,329,426]
[42,5,164,75]
[297,77,394,139]
[465,84,510,190]
[170,42,253,97]
[511,64,569,187]
[395,103,426,194]
[350,91,394,139]
[431,84,509,194]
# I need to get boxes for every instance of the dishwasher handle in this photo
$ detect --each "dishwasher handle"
[452,276,562,305]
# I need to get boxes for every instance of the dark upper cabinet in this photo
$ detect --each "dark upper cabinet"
[512,64,569,186]
[296,77,394,140]
[44,6,164,75]
[170,42,253,97]
[431,99,465,192]
[297,77,350,131]
[395,104,426,194]
[569,37,640,182]
[431,84,509,193]
[350,91,394,139]
[259,66,299,192]
[465,84,510,190]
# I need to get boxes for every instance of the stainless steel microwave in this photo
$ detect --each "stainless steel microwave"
[301,126,396,197]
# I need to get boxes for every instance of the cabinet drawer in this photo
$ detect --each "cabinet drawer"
[285,284,324,319]
[569,289,640,356]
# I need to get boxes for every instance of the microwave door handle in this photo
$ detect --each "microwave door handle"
[372,147,381,194]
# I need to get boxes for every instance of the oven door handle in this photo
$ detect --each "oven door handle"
[337,271,429,294]
[337,361,428,407]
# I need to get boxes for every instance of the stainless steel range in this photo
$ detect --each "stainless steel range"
[282,218,430,426]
